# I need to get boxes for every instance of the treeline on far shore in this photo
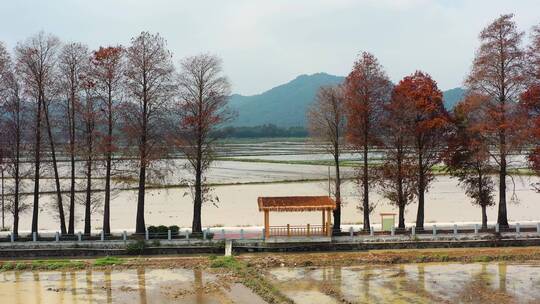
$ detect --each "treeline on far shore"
[215,124,308,138]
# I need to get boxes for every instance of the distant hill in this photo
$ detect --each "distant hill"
[443,87,466,110]
[229,73,345,127]
[229,73,465,127]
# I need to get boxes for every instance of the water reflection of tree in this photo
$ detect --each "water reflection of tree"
[456,263,514,303]
[104,269,112,304]
[137,268,147,304]
[85,269,93,302]
[498,263,507,293]
[194,268,204,303]
[70,271,78,302]
[59,272,66,303]
[33,272,41,303]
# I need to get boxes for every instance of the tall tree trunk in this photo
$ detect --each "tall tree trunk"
[44,103,67,234]
[333,145,341,233]
[68,94,76,235]
[362,142,370,231]
[398,203,405,229]
[13,120,20,238]
[103,93,113,235]
[135,97,147,234]
[416,150,425,230]
[192,153,203,233]
[481,205,488,230]
[497,133,508,228]
[31,94,43,234]
[136,163,146,234]
[84,154,92,235]
[1,170,4,230]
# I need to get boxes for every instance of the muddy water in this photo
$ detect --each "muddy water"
[0,268,264,304]
[14,174,540,232]
[268,262,540,304]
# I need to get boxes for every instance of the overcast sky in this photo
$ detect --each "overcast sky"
[1,0,539,95]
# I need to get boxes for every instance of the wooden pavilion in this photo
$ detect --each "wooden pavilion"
[258,196,336,239]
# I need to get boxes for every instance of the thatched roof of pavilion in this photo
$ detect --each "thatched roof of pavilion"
[258,196,336,212]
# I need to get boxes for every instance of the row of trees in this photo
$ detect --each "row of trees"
[0,32,232,237]
[310,14,540,231]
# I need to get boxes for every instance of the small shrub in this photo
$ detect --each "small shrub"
[169,225,179,235]
[126,240,146,255]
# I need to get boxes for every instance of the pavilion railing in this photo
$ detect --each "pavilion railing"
[268,224,327,237]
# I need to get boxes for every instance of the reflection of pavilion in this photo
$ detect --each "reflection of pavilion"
[258,196,336,241]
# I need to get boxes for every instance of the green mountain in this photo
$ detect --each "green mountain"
[442,87,466,110]
[229,73,465,127]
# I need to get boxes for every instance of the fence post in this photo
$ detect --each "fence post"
[307,224,311,237]
[474,224,479,235]
[55,232,59,242]
[10,233,14,243]
[287,224,290,237]
[432,225,437,236]
[240,229,244,240]
[391,226,395,236]
[262,228,265,240]
[167,229,172,240]
[33,232,37,242]
[370,226,374,237]
[496,223,500,233]
[101,230,105,241]
[516,223,520,235]
[123,231,127,242]
[77,231,82,242]
[453,224,458,236]
[537,223,540,235]
[145,229,149,241]
[185,230,190,240]
[412,226,416,236]
[203,228,208,240]
[349,227,354,237]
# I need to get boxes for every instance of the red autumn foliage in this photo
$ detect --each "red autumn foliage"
[344,52,392,231]
[393,71,450,229]
[465,14,527,227]
[445,94,495,228]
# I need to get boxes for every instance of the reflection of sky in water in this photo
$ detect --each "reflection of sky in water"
[268,262,540,304]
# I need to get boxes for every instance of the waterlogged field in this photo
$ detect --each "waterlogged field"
[267,262,540,303]
[6,140,540,232]
[0,267,265,304]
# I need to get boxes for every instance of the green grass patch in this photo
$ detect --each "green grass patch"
[93,256,125,266]
[209,256,242,271]
[30,260,85,270]
[0,262,14,271]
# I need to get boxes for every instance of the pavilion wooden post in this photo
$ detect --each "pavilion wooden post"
[322,211,326,234]
[326,208,332,237]
[264,210,270,238]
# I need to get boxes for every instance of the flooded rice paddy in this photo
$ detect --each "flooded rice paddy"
[267,261,540,304]
[6,140,540,232]
[16,174,540,232]
[0,267,265,304]
[1,261,539,303]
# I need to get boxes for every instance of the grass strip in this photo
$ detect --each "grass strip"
[209,256,294,304]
